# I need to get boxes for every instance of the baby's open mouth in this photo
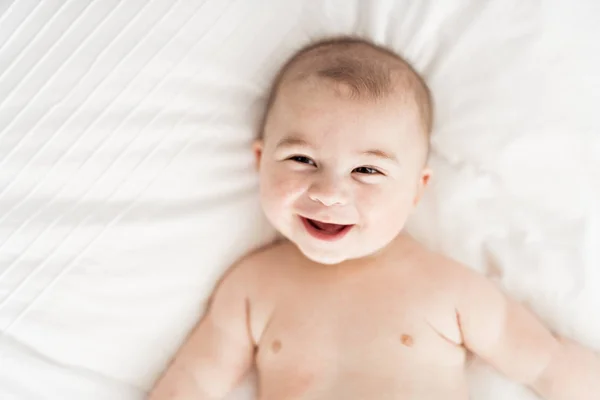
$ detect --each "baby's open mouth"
[307,218,347,233]
[300,216,354,241]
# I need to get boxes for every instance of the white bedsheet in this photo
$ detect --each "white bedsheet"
[0,0,599,399]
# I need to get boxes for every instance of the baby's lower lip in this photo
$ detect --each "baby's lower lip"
[299,216,354,242]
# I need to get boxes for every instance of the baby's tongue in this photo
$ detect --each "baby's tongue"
[311,220,345,233]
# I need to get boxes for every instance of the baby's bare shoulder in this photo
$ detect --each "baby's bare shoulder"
[402,236,490,297]
[398,235,453,271]
[220,239,300,291]
[222,240,304,342]
[399,238,500,343]
[236,239,299,271]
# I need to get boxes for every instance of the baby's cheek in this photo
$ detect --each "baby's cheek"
[261,171,306,209]
[355,185,383,212]
[358,185,413,224]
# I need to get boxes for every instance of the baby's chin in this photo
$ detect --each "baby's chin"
[302,250,348,265]
[295,242,370,265]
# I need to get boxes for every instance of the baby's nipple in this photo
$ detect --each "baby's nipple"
[271,339,282,353]
[400,334,414,347]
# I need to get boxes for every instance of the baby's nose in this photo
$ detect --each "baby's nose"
[307,175,349,207]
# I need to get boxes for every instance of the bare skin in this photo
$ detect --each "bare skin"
[150,51,600,399]
[149,234,600,400]
[246,236,472,400]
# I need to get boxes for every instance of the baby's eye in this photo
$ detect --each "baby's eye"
[289,155,316,166]
[353,166,382,175]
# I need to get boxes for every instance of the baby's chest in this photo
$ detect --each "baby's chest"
[254,283,465,373]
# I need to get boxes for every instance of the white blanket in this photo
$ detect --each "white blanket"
[0,1,598,399]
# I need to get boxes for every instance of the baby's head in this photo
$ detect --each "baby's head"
[254,37,433,265]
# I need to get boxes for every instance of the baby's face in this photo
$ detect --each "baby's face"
[255,79,430,264]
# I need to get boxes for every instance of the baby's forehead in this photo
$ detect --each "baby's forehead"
[271,82,428,155]
[270,81,421,145]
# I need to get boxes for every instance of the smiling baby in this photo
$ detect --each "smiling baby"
[149,37,600,400]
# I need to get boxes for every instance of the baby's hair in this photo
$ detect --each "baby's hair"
[259,36,433,139]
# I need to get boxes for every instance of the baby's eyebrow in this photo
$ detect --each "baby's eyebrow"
[275,137,310,148]
[361,149,399,164]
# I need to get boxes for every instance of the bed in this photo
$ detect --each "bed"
[0,0,599,399]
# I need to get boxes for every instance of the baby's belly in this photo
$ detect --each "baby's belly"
[257,365,469,400]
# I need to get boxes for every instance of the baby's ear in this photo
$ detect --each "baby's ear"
[413,167,432,206]
[252,140,263,170]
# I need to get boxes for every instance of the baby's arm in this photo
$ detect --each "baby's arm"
[455,267,600,400]
[148,264,255,400]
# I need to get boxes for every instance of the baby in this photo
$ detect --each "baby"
[149,37,600,400]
